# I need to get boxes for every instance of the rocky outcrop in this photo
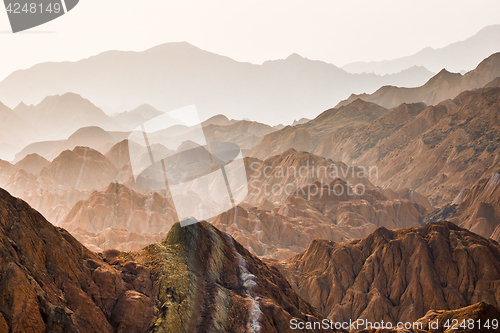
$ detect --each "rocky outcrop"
[320,87,500,205]
[244,149,376,207]
[416,302,500,333]
[247,85,500,206]
[271,222,500,326]
[3,168,92,225]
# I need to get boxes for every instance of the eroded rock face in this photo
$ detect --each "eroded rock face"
[0,187,143,333]
[0,189,331,333]
[453,172,500,242]
[355,302,500,332]
[133,221,333,333]
[40,146,119,190]
[60,182,177,251]
[247,86,500,207]
[271,222,500,326]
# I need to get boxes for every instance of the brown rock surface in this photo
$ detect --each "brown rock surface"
[317,87,500,206]
[245,149,376,207]
[247,84,500,206]
[370,87,500,205]
[271,222,500,326]
[3,168,91,224]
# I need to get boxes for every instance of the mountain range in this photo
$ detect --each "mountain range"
[1,30,500,333]
[336,52,500,109]
[248,78,500,206]
[0,42,435,125]
[342,24,500,74]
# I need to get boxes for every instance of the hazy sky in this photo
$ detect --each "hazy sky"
[1,0,499,81]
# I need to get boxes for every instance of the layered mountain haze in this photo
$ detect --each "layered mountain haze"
[0,160,17,187]
[4,147,120,224]
[14,92,122,141]
[40,147,119,190]
[1,27,500,333]
[342,25,500,75]
[336,52,500,109]
[0,189,332,333]
[46,126,123,161]
[0,101,40,160]
[270,222,500,325]
[0,42,435,125]
[248,85,500,206]
[13,140,65,163]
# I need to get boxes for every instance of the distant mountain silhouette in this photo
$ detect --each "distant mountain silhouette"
[112,104,164,131]
[12,92,121,144]
[46,126,121,160]
[342,25,500,74]
[14,153,50,175]
[0,42,434,125]
[13,140,64,163]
